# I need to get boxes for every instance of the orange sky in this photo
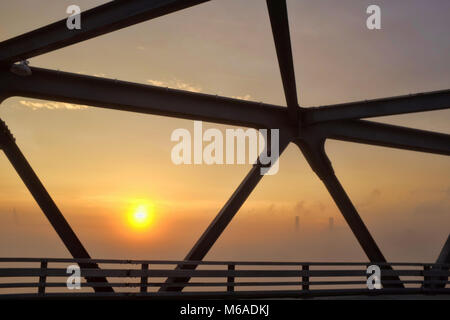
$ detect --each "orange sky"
[0,0,449,263]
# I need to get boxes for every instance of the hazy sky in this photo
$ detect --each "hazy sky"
[0,0,449,264]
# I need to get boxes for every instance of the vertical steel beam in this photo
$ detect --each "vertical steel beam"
[160,135,291,291]
[0,120,113,293]
[295,139,403,288]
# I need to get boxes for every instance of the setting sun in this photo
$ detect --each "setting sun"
[127,202,155,230]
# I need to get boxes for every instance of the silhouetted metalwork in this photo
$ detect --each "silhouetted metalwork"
[267,0,299,122]
[0,0,208,65]
[0,120,112,293]
[0,0,448,296]
[433,235,450,289]
[0,258,448,298]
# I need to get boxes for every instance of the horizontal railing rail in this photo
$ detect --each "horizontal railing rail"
[1,257,449,266]
[0,258,448,298]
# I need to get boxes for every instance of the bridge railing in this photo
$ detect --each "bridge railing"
[0,258,448,298]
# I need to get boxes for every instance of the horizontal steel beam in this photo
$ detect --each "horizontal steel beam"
[0,0,209,65]
[304,89,450,124]
[266,0,299,121]
[2,68,448,156]
[303,119,450,156]
[1,67,293,131]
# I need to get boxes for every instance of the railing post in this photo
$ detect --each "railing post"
[366,263,371,289]
[423,264,431,289]
[140,263,149,293]
[38,260,48,295]
[302,264,309,291]
[227,264,235,293]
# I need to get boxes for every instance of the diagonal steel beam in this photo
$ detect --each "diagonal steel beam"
[304,89,450,124]
[0,0,209,65]
[303,119,450,156]
[433,234,450,289]
[295,139,403,288]
[2,67,291,130]
[0,120,113,293]
[437,235,450,265]
[266,0,299,122]
[160,135,291,292]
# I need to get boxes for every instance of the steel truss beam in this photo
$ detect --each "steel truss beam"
[302,119,450,156]
[0,0,209,65]
[0,120,112,293]
[1,67,291,130]
[423,234,450,289]
[304,89,450,124]
[295,139,403,288]
[434,235,450,289]
[437,235,450,265]
[160,135,291,291]
[3,68,448,157]
[266,0,299,122]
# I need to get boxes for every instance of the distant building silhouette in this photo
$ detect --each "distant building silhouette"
[12,207,19,225]
[295,216,299,232]
[328,217,334,231]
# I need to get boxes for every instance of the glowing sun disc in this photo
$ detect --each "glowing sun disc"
[127,203,154,229]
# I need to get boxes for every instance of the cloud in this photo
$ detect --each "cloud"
[146,79,166,87]
[413,200,450,217]
[294,200,311,216]
[145,79,252,100]
[145,79,253,101]
[146,79,202,93]
[358,188,382,208]
[232,94,252,101]
[18,100,88,111]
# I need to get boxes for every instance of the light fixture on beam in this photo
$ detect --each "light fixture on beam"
[10,60,32,77]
